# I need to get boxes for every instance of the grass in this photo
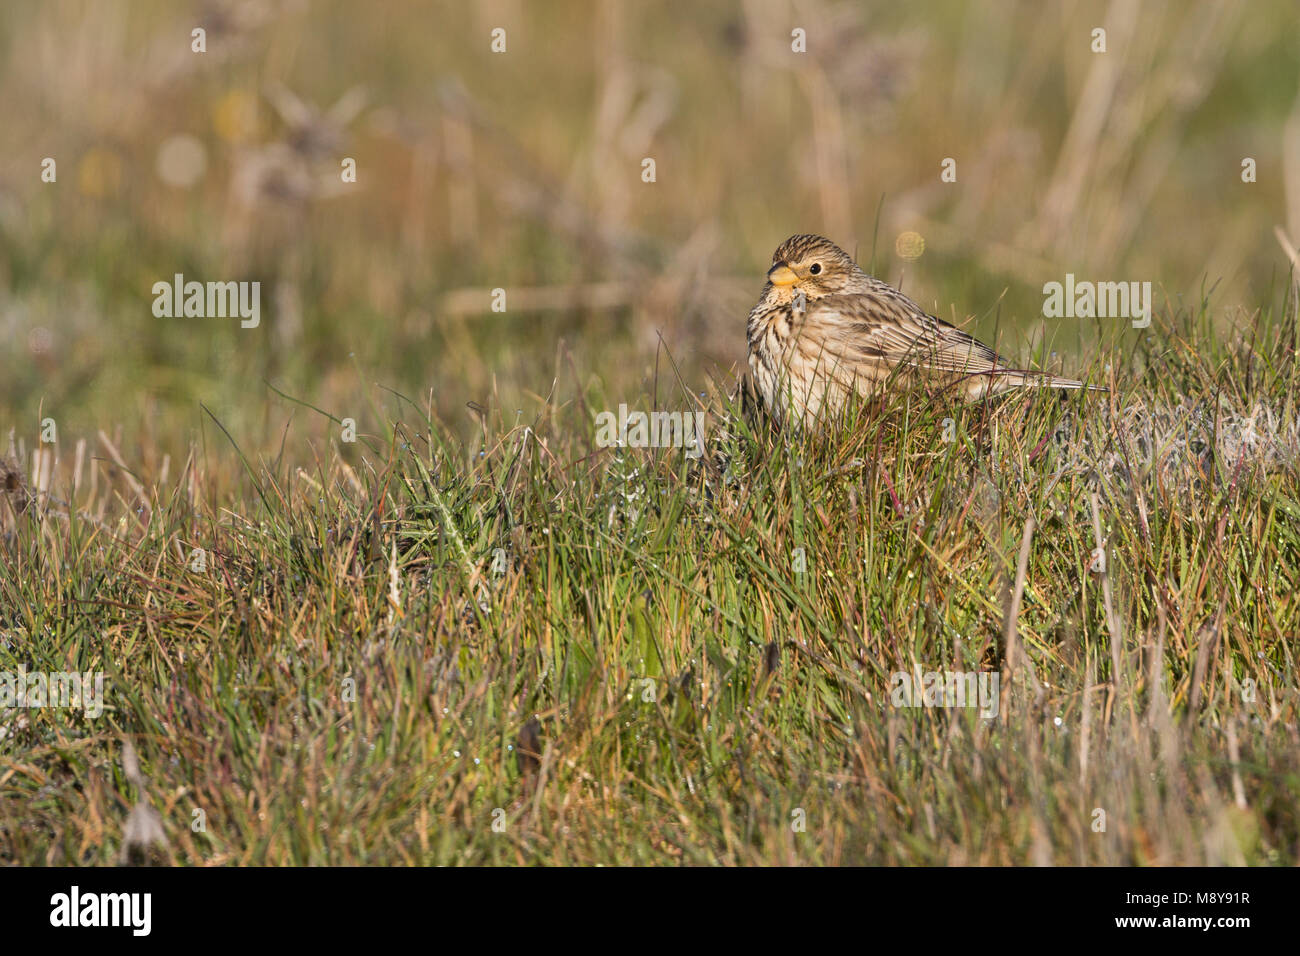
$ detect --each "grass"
[2,291,1298,866]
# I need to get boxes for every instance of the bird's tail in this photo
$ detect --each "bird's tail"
[965,370,1108,400]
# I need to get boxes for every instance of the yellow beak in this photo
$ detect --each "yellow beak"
[767,263,799,287]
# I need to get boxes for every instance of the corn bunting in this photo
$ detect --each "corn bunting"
[745,234,1100,429]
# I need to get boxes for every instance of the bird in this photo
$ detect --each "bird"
[744,234,1101,430]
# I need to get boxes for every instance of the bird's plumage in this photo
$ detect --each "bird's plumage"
[745,234,1099,429]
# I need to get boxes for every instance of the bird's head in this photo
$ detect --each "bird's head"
[763,234,864,304]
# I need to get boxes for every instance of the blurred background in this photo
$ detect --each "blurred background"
[1,0,1298,461]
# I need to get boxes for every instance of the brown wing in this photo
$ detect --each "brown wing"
[806,288,1007,377]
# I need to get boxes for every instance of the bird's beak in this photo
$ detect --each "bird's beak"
[767,263,799,286]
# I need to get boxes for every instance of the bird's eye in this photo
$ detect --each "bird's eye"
[809,263,822,275]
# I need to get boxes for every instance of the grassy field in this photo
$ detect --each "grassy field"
[2,1,1300,865]
[3,294,1299,864]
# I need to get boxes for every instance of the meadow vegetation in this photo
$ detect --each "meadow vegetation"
[1,0,1298,864]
